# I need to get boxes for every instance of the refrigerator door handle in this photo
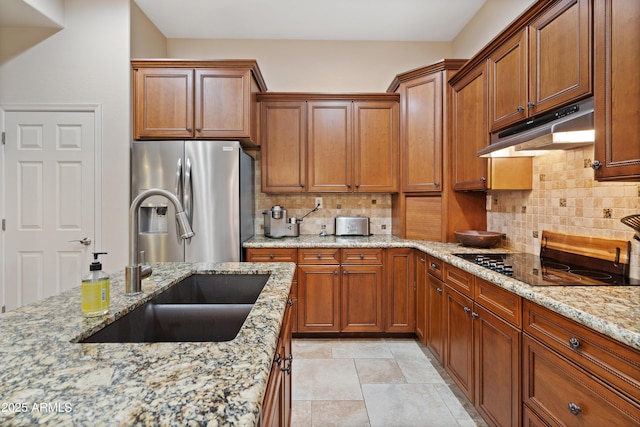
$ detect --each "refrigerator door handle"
[175,158,184,243]
[175,158,183,199]
[185,157,193,228]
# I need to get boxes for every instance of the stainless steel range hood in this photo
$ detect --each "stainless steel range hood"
[478,97,594,158]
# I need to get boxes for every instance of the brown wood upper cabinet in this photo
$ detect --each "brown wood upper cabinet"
[258,93,399,194]
[593,0,640,181]
[488,0,592,132]
[307,99,399,193]
[260,101,307,192]
[132,60,267,143]
[451,62,489,191]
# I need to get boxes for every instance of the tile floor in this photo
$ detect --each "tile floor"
[291,338,488,427]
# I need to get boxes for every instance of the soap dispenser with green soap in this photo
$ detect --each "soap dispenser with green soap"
[82,252,110,317]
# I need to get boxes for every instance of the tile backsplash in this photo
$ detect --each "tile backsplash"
[487,146,640,278]
[252,151,392,236]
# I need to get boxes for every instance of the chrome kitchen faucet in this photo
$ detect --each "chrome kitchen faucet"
[126,188,194,294]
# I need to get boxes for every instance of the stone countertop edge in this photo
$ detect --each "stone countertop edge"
[0,261,295,427]
[245,235,640,351]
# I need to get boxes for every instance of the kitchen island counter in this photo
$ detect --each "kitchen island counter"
[245,235,640,351]
[0,262,295,426]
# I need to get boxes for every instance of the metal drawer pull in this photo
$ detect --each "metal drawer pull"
[317,253,322,259]
[359,253,365,259]
[569,337,581,349]
[430,263,438,270]
[269,253,274,260]
[568,402,581,415]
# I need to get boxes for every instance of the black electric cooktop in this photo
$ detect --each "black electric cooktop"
[454,253,640,286]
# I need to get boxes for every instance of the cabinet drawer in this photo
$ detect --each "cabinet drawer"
[524,301,640,403]
[443,263,474,298]
[298,248,340,264]
[246,248,297,263]
[474,278,522,327]
[426,255,444,281]
[523,335,640,427]
[341,248,383,264]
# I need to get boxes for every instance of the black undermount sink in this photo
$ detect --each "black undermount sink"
[81,274,269,343]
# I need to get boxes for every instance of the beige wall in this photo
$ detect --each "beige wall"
[131,1,166,58]
[167,39,452,92]
[452,0,536,58]
[0,0,131,273]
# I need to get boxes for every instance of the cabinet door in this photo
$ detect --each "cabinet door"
[341,265,383,332]
[528,0,592,116]
[488,29,528,132]
[426,275,445,364]
[594,0,640,181]
[415,253,427,343]
[443,285,474,401]
[195,68,251,138]
[307,101,352,192]
[451,63,488,191]
[353,101,399,192]
[523,335,640,427]
[384,248,414,332]
[401,73,443,192]
[474,304,521,427]
[297,264,340,332]
[261,101,307,192]
[133,68,194,139]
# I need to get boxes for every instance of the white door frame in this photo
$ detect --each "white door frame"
[0,104,103,312]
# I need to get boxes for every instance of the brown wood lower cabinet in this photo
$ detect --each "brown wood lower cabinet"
[261,298,293,427]
[443,284,475,402]
[341,264,383,332]
[298,263,341,332]
[523,334,639,427]
[474,304,520,427]
[385,248,414,332]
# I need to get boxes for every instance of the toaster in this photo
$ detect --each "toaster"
[335,216,370,236]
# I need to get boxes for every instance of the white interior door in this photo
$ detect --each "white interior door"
[1,106,99,311]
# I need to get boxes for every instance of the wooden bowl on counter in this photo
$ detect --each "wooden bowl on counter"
[454,230,503,248]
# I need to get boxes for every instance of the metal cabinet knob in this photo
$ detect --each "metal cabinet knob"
[269,253,275,260]
[430,263,438,270]
[471,312,479,319]
[359,253,365,259]
[287,298,294,307]
[591,160,602,170]
[527,101,535,108]
[433,181,439,187]
[568,402,581,415]
[343,270,348,275]
[517,105,525,112]
[436,287,442,294]
[419,258,425,263]
[464,307,471,314]
[569,337,581,349]
[334,271,339,275]
[317,253,322,259]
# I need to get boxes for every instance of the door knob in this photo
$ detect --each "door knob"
[69,237,91,246]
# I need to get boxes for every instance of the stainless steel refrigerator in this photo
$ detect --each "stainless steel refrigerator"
[131,140,254,263]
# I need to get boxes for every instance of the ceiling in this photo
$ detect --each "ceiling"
[133,0,488,42]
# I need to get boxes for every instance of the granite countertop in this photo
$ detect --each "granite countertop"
[246,235,640,351]
[0,262,295,426]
